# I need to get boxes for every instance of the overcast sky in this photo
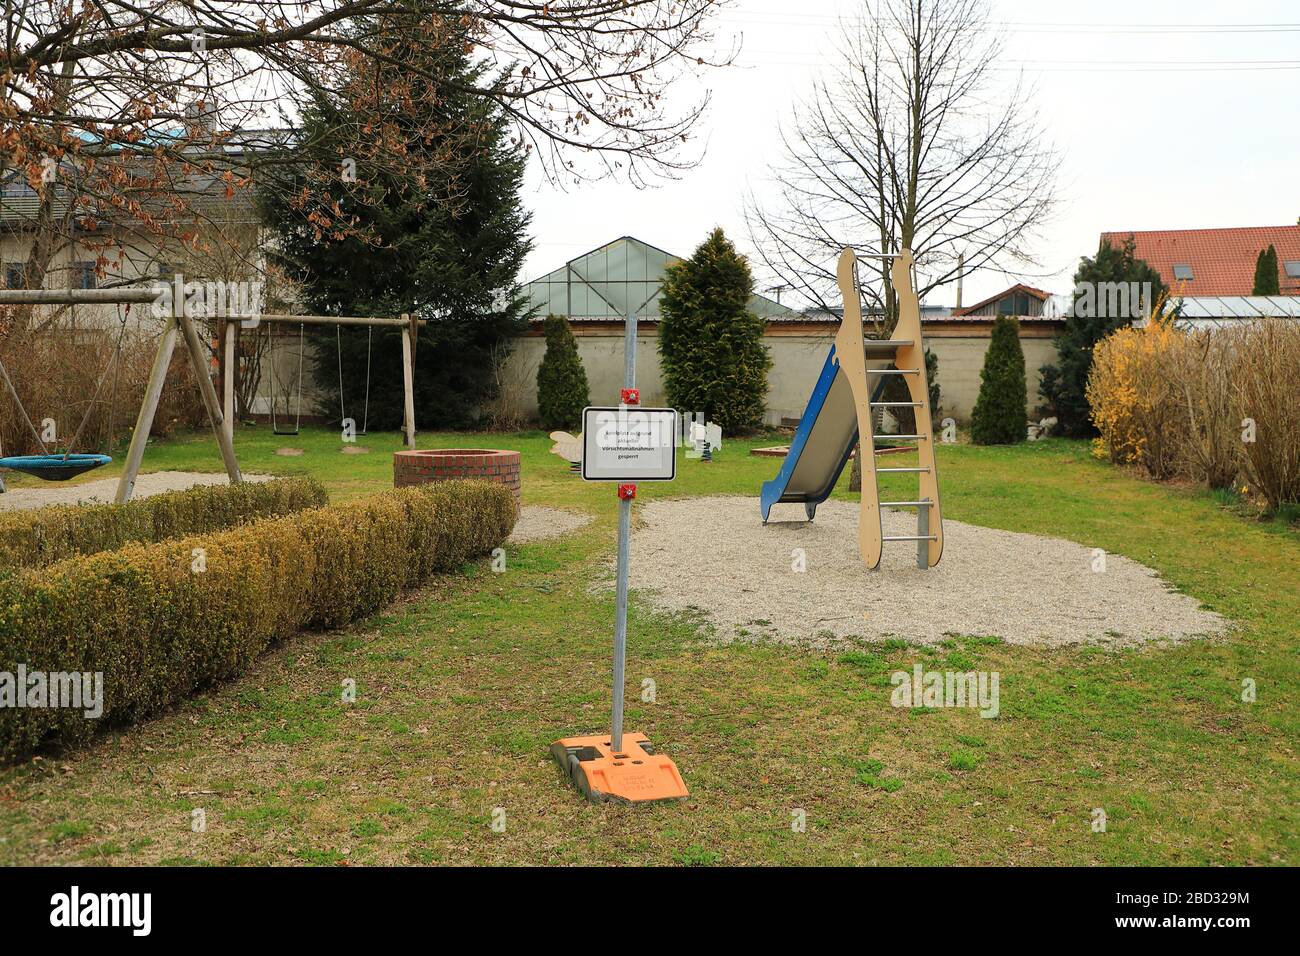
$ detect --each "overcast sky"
[521,0,1300,308]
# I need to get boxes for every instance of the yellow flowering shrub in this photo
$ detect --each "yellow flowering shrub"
[1087,310,1190,480]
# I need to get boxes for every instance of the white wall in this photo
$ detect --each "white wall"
[502,325,1062,427]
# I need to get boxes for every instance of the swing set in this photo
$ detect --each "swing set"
[0,287,422,501]
[256,321,374,438]
[223,312,413,447]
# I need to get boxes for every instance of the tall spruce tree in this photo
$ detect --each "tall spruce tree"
[970,316,1027,445]
[1039,236,1167,437]
[1253,245,1280,295]
[537,315,590,430]
[259,18,531,429]
[658,228,771,434]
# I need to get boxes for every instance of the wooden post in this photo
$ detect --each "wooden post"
[115,320,178,503]
[178,311,242,486]
[400,312,416,448]
[833,249,884,570]
[222,320,237,443]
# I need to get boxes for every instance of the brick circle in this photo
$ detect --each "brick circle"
[393,448,521,514]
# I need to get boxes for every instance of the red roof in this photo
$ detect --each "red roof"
[951,282,1052,317]
[1099,226,1300,297]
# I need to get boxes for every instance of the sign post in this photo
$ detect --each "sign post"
[549,310,689,804]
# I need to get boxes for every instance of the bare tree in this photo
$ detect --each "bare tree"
[746,0,1058,329]
[1,1,730,310]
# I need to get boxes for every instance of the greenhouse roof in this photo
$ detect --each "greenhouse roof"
[522,236,798,322]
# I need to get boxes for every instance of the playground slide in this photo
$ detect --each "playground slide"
[759,343,890,522]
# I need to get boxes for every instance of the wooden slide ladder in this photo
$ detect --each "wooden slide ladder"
[834,247,943,570]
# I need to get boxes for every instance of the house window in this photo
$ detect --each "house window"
[1284,261,1300,279]
[3,264,24,289]
[1,178,37,199]
[1173,264,1194,281]
[75,261,97,289]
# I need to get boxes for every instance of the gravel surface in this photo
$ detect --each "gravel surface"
[619,496,1227,648]
[0,471,274,511]
[507,506,593,543]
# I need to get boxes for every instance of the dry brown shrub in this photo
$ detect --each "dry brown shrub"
[1231,319,1300,510]
[1170,330,1242,490]
[1,310,205,457]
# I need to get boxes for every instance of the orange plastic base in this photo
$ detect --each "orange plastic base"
[550,732,688,804]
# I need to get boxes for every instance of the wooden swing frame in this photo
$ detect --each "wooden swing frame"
[0,288,424,503]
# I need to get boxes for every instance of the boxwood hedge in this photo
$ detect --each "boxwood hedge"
[0,476,328,570]
[0,480,516,762]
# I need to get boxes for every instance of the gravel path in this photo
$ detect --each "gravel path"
[0,471,274,511]
[507,506,593,543]
[619,496,1227,649]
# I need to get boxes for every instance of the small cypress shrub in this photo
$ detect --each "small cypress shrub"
[536,314,590,430]
[970,316,1028,445]
[1252,245,1280,296]
[658,228,771,434]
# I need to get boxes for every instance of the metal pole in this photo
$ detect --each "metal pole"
[611,307,637,754]
[611,493,632,752]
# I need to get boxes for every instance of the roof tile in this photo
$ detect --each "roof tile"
[1100,226,1300,297]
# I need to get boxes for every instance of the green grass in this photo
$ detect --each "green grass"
[0,426,1296,866]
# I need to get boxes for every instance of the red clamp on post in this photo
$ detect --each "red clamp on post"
[618,483,637,500]
[620,387,640,405]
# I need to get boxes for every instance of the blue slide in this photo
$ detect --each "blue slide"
[760,345,888,522]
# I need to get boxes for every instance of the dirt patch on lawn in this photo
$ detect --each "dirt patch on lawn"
[0,471,275,511]
[620,496,1228,649]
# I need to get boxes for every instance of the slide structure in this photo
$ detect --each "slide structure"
[760,248,943,570]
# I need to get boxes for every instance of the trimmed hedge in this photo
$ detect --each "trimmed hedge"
[0,480,516,762]
[0,477,328,570]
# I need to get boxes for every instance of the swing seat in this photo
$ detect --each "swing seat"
[0,454,112,481]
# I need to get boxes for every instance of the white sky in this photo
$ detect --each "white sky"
[522,0,1300,308]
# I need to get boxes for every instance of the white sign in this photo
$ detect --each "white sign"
[581,407,678,481]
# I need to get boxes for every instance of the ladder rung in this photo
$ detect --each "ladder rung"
[870,401,922,408]
[878,467,930,473]
[880,500,933,507]
[874,434,926,441]
[884,535,938,542]
[863,339,913,354]
[869,369,919,375]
